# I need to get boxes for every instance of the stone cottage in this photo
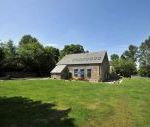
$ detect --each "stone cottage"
[50,51,110,82]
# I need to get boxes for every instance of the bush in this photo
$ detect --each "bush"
[138,67,150,77]
[109,71,120,80]
[111,59,137,78]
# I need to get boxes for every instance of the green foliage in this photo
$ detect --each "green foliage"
[45,46,60,63]
[60,44,85,59]
[139,36,150,67]
[1,34,150,78]
[0,45,4,62]
[0,35,59,76]
[112,59,137,77]
[17,36,55,76]
[3,40,16,58]
[138,66,150,77]
[110,54,119,61]
[19,35,38,45]
[1,40,19,71]
[138,36,150,77]
[111,50,137,77]
[0,35,86,77]
[18,41,43,73]
[121,45,138,62]
[0,44,5,73]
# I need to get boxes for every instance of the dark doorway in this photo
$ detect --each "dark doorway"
[80,69,85,79]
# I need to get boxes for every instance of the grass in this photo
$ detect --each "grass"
[0,78,150,127]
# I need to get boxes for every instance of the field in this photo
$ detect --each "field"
[0,78,150,127]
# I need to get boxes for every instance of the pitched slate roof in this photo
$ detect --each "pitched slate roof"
[51,65,67,73]
[57,51,107,65]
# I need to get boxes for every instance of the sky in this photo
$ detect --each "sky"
[0,0,150,56]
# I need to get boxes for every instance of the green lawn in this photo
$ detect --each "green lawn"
[0,78,150,127]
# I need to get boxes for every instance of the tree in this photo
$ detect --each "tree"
[18,40,43,75]
[139,37,150,67]
[2,40,18,71]
[45,46,60,63]
[17,35,55,76]
[60,44,85,58]
[138,36,150,77]
[111,54,119,61]
[0,43,5,73]
[0,44,4,62]
[19,35,38,45]
[112,59,137,77]
[121,45,138,62]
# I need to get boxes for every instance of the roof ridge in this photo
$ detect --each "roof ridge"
[65,51,106,56]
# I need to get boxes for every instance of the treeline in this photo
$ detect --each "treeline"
[0,35,86,77]
[110,36,150,77]
[0,34,150,78]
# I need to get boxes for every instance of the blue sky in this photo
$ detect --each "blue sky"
[0,0,150,55]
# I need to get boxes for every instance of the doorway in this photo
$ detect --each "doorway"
[80,69,85,79]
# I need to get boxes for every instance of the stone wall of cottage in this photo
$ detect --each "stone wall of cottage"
[68,64,100,82]
[100,55,110,81]
[51,74,61,79]
[51,62,109,82]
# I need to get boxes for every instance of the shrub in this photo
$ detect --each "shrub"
[138,67,150,77]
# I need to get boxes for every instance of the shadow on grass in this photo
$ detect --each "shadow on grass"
[0,96,75,127]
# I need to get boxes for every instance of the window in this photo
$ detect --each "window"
[80,69,85,78]
[87,69,91,78]
[74,69,78,77]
